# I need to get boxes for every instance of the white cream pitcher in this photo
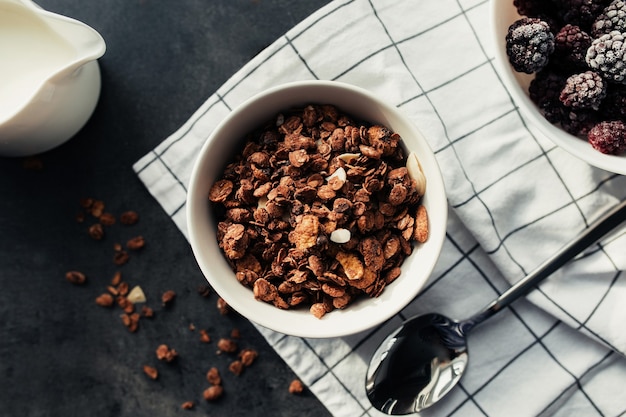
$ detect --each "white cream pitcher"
[0,0,105,157]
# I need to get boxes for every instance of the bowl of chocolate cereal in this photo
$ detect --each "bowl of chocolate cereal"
[186,80,447,338]
[491,0,626,175]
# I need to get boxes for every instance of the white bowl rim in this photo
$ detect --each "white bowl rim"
[186,80,448,338]
[490,1,626,176]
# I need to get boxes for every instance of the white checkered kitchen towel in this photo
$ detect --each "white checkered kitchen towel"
[134,1,626,416]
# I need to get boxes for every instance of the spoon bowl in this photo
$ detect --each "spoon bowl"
[366,313,468,414]
[366,200,626,415]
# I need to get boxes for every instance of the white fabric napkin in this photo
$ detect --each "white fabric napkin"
[134,1,626,415]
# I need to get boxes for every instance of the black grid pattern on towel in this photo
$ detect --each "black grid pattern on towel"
[134,0,626,416]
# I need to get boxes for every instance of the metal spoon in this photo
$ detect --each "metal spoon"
[366,199,626,415]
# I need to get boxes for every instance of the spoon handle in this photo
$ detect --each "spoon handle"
[468,199,626,326]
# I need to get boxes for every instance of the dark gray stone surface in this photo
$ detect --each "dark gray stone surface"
[0,1,333,416]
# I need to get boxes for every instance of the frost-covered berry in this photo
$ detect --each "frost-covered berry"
[506,18,555,74]
[529,68,567,122]
[559,71,607,110]
[514,0,552,18]
[600,84,626,119]
[553,24,592,70]
[561,108,600,136]
[587,120,626,154]
[586,31,626,83]
[557,0,611,31]
[513,0,560,28]
[591,0,626,37]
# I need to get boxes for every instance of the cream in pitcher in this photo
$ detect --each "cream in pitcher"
[0,0,105,157]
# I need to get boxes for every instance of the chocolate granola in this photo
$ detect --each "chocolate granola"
[209,104,429,318]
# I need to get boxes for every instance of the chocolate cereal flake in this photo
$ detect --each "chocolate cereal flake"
[209,104,429,318]
[288,379,304,394]
[65,270,87,285]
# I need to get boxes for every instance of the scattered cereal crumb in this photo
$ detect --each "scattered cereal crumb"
[203,385,223,401]
[199,329,211,343]
[156,344,178,362]
[117,295,134,314]
[206,367,221,385]
[239,349,258,367]
[216,297,230,315]
[120,210,139,225]
[229,360,244,376]
[88,223,104,240]
[126,235,145,250]
[65,270,86,285]
[95,293,114,307]
[79,197,94,209]
[120,313,139,332]
[217,338,238,354]
[181,401,194,410]
[288,379,304,394]
[161,290,176,306]
[143,365,158,380]
[117,281,129,296]
[90,200,105,218]
[113,250,129,265]
[111,271,122,286]
[99,212,116,226]
[197,284,211,297]
[141,306,154,318]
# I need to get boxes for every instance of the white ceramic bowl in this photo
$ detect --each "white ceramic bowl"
[491,1,626,175]
[186,80,447,338]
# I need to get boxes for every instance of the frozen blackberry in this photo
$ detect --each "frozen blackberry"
[587,120,626,154]
[513,0,560,29]
[586,31,626,83]
[591,0,626,37]
[553,24,592,70]
[529,68,567,122]
[599,84,626,119]
[514,0,552,17]
[560,108,601,136]
[506,18,556,73]
[559,71,607,110]
[556,0,611,32]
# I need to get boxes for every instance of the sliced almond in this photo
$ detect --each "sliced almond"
[127,285,147,304]
[337,153,360,163]
[325,166,346,183]
[257,196,268,209]
[329,228,351,244]
[406,151,426,196]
